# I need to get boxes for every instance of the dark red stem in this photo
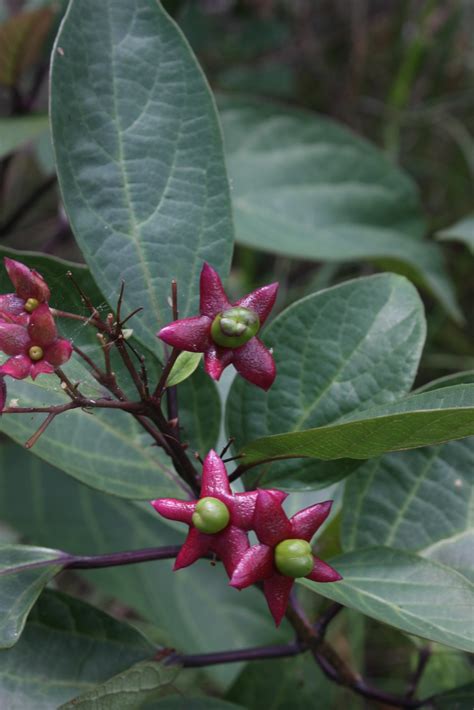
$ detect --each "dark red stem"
[66,546,183,569]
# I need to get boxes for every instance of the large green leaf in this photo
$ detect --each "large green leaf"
[0,355,219,499]
[0,362,183,500]
[0,544,64,648]
[0,590,154,709]
[219,96,460,322]
[60,659,180,709]
[0,442,288,690]
[50,0,234,354]
[300,548,474,653]
[437,214,474,254]
[227,273,426,489]
[0,115,49,159]
[237,384,474,465]
[342,438,474,581]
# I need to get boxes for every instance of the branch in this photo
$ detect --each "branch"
[405,645,432,700]
[170,640,304,668]
[65,546,183,569]
[285,600,430,709]
[2,398,143,415]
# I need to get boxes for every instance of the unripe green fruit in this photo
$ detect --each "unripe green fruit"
[211,307,259,348]
[28,345,44,361]
[24,298,40,313]
[274,538,313,578]
[192,496,230,534]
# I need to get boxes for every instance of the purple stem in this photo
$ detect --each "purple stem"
[66,546,183,569]
[314,602,343,636]
[171,640,304,668]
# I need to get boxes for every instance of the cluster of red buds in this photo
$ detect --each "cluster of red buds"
[153,262,342,625]
[152,451,341,626]
[0,257,341,626]
[0,258,72,409]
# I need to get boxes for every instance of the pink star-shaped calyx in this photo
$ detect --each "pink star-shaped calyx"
[151,450,286,576]
[0,257,50,320]
[0,304,72,380]
[157,263,278,390]
[230,490,342,626]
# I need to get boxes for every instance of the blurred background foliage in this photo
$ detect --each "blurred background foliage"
[0,1,472,703]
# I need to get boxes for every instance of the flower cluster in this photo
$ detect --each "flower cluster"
[0,258,72,410]
[152,451,341,626]
[158,263,278,390]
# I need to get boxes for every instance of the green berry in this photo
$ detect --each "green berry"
[274,538,314,578]
[28,345,44,361]
[211,307,259,348]
[192,496,230,534]
[24,297,40,313]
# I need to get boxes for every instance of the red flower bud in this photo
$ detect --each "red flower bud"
[157,263,278,390]
[151,450,287,576]
[0,305,72,380]
[0,258,50,319]
[230,490,342,626]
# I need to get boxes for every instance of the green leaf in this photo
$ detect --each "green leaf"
[153,700,244,709]
[226,655,361,709]
[415,370,474,393]
[0,442,289,690]
[437,214,474,254]
[237,384,474,465]
[433,681,474,710]
[416,644,473,700]
[0,363,183,500]
[51,0,234,354]
[227,273,426,489]
[219,96,461,322]
[179,367,221,455]
[0,590,155,709]
[167,352,202,388]
[60,659,180,709]
[300,548,474,653]
[342,438,474,581]
[0,115,49,159]
[0,544,64,648]
[0,353,219,499]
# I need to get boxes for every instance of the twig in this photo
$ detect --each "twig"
[220,437,235,459]
[2,399,143,416]
[405,645,432,700]
[153,348,180,400]
[66,271,101,319]
[51,309,106,331]
[56,367,80,399]
[119,307,143,327]
[314,602,344,637]
[116,281,125,326]
[25,411,57,448]
[285,600,429,709]
[66,546,184,569]
[73,342,107,382]
[171,640,304,668]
